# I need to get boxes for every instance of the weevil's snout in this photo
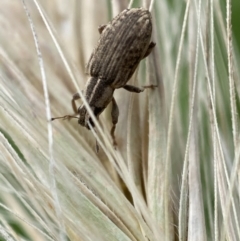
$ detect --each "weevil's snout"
[83,113,95,130]
[78,105,95,129]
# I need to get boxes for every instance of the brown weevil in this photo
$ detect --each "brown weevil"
[52,8,155,147]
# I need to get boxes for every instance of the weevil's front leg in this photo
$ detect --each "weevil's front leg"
[123,85,144,93]
[71,92,83,113]
[98,24,107,34]
[110,97,119,147]
[142,41,156,59]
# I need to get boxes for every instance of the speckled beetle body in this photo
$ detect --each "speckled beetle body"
[53,8,155,146]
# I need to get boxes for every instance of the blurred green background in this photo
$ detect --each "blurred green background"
[232,0,240,50]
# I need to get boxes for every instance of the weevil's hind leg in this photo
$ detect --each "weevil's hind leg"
[98,24,107,34]
[110,97,119,147]
[123,85,144,93]
[123,84,158,94]
[142,41,156,59]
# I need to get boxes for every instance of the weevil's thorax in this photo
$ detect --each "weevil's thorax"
[78,77,114,129]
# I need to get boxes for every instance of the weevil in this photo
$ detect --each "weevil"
[52,8,155,147]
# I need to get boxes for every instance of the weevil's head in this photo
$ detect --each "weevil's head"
[78,105,104,130]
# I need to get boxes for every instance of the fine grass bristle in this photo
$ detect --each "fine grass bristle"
[0,0,240,241]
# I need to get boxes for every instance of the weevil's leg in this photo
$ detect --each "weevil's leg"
[51,92,83,122]
[142,41,156,59]
[110,97,119,147]
[142,84,158,89]
[123,85,144,93]
[71,92,82,113]
[123,84,158,93]
[98,24,107,34]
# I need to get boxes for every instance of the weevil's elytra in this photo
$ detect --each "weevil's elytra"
[52,8,155,148]
[87,8,153,87]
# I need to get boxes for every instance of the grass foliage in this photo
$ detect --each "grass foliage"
[0,0,240,240]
